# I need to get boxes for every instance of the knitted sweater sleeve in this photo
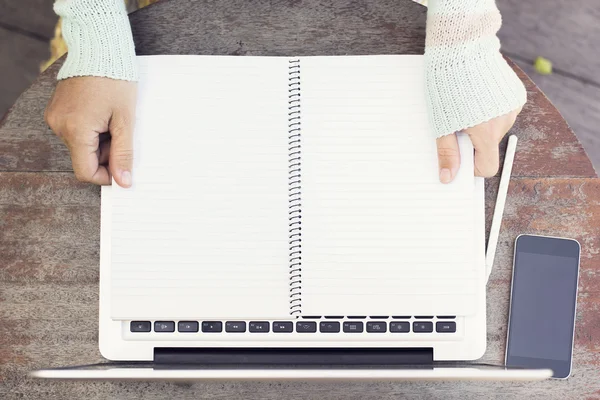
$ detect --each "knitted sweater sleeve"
[425,0,526,137]
[54,0,524,138]
[54,0,138,81]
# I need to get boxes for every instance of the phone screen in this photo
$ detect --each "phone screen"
[506,235,580,378]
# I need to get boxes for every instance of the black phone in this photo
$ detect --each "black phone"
[505,234,580,379]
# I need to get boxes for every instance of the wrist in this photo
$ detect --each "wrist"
[425,42,526,138]
[55,0,138,81]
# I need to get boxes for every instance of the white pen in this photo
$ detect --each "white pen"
[485,134,518,284]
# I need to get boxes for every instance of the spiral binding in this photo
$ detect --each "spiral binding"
[288,59,302,316]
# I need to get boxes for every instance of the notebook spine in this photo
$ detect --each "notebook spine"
[288,59,302,316]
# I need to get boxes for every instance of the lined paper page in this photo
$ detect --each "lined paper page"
[109,56,290,320]
[300,55,479,316]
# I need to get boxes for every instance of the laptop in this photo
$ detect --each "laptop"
[31,55,550,380]
[32,177,549,381]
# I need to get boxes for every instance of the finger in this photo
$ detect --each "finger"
[470,134,500,177]
[68,135,111,185]
[436,133,461,184]
[108,112,134,188]
[97,135,111,166]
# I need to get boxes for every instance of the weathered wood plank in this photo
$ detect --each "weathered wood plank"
[0,128,71,171]
[0,173,100,283]
[0,238,99,283]
[0,171,98,206]
[508,60,596,178]
[512,59,600,174]
[0,0,56,39]
[130,0,427,56]
[0,27,49,119]
[497,0,600,86]
[0,59,59,130]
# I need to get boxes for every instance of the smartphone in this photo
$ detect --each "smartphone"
[505,234,580,379]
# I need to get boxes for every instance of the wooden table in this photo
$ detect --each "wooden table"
[1,1,599,398]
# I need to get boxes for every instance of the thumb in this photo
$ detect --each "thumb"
[436,133,461,184]
[108,112,134,188]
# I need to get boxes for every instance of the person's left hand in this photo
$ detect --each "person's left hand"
[435,106,522,183]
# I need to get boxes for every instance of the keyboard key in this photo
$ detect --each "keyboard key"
[436,316,456,319]
[414,316,434,319]
[390,321,410,333]
[178,321,199,332]
[154,321,175,332]
[366,321,387,333]
[130,321,151,332]
[249,321,270,332]
[413,321,433,333]
[343,321,364,333]
[436,321,456,333]
[296,321,317,333]
[320,321,340,333]
[202,321,223,332]
[392,316,411,319]
[225,321,246,333]
[273,322,293,332]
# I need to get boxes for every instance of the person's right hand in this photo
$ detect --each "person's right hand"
[45,77,137,187]
[435,107,522,183]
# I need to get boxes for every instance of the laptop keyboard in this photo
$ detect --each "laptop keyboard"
[128,316,457,335]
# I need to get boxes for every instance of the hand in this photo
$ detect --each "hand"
[45,77,137,187]
[436,107,522,183]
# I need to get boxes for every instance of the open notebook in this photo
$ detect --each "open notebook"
[107,55,479,321]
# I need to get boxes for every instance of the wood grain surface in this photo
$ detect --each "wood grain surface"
[497,0,600,87]
[497,0,600,173]
[0,0,599,398]
[512,59,600,175]
[0,0,54,120]
[0,27,49,124]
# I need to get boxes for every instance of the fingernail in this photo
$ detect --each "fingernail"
[440,168,452,184]
[120,170,132,187]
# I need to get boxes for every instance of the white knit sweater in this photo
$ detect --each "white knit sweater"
[425,0,526,137]
[54,0,526,138]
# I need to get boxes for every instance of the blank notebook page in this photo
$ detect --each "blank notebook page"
[300,56,478,316]
[109,56,290,320]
